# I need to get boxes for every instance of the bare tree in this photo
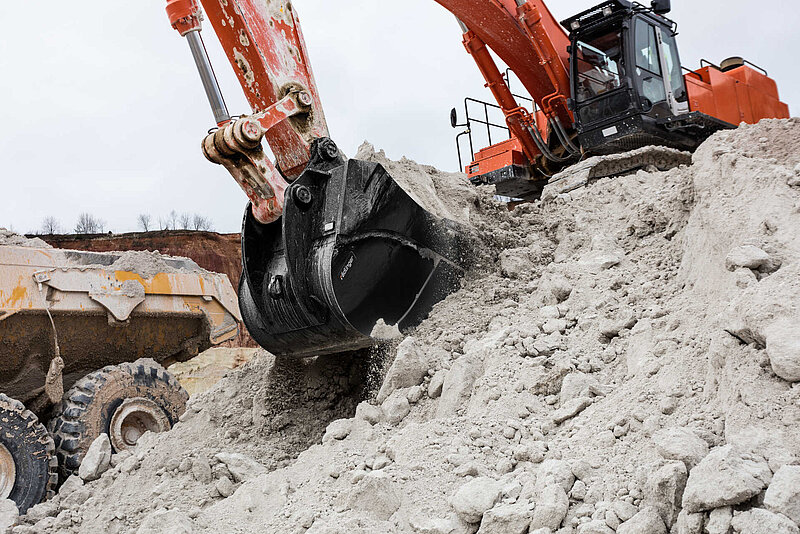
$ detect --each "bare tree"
[157,216,170,231]
[192,214,214,231]
[40,216,62,235]
[137,214,152,232]
[169,210,179,231]
[75,213,102,234]
[179,213,192,230]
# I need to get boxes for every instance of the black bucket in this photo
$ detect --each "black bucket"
[238,138,472,358]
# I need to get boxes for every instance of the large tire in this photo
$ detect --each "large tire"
[49,359,188,481]
[0,394,57,513]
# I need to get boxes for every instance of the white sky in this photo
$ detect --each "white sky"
[1,1,798,234]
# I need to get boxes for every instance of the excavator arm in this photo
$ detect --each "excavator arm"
[164,0,582,358]
[167,0,328,224]
[437,0,575,164]
[167,0,579,225]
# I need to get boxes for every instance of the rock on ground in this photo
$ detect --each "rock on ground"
[682,446,772,512]
[645,460,687,527]
[706,507,734,534]
[77,433,112,482]
[731,508,800,534]
[0,499,18,530]
[477,501,532,534]
[764,320,800,382]
[436,354,484,418]
[764,465,800,524]
[616,507,667,534]
[376,337,431,403]
[345,472,402,521]
[725,245,772,271]
[381,392,411,425]
[652,427,709,469]
[530,485,569,531]
[450,477,504,524]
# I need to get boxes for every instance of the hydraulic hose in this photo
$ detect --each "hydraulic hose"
[527,125,572,163]
[550,117,581,156]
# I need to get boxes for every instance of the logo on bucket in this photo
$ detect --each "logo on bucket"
[339,252,356,281]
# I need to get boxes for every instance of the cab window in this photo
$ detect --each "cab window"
[635,19,661,74]
[660,30,687,100]
[574,32,624,103]
[634,19,666,104]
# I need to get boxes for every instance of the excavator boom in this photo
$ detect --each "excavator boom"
[436,0,574,168]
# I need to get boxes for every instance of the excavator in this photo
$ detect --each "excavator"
[165,0,788,360]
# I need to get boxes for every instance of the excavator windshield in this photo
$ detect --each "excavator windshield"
[575,32,623,102]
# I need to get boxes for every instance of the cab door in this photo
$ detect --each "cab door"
[633,17,671,119]
[655,27,690,115]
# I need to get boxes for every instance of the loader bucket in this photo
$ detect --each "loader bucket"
[238,138,471,358]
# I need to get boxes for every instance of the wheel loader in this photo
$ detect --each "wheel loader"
[0,235,240,512]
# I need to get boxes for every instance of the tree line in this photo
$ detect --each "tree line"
[35,211,214,235]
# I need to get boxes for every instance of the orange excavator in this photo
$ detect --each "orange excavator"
[449,0,789,197]
[165,0,789,358]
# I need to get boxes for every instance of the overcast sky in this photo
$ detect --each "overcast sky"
[1,1,798,234]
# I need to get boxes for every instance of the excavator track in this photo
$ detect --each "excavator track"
[542,146,693,198]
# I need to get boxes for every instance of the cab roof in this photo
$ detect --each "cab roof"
[561,0,676,35]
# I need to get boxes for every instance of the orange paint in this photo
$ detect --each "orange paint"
[5,284,28,308]
[115,271,177,295]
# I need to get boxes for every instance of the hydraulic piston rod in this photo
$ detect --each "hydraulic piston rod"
[185,31,230,126]
[166,0,230,126]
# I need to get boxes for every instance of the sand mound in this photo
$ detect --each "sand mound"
[0,229,51,249]
[21,120,800,534]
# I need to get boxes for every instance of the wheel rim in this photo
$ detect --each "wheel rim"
[0,443,16,500]
[109,398,170,452]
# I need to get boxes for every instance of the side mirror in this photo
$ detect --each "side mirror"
[651,0,671,15]
[450,108,458,129]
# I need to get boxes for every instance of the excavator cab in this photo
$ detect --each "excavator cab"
[564,0,729,154]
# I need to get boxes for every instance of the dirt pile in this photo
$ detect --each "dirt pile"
[0,229,51,249]
[355,142,484,227]
[43,231,244,292]
[104,250,204,279]
[16,119,800,534]
[1,232,205,280]
[169,348,261,396]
